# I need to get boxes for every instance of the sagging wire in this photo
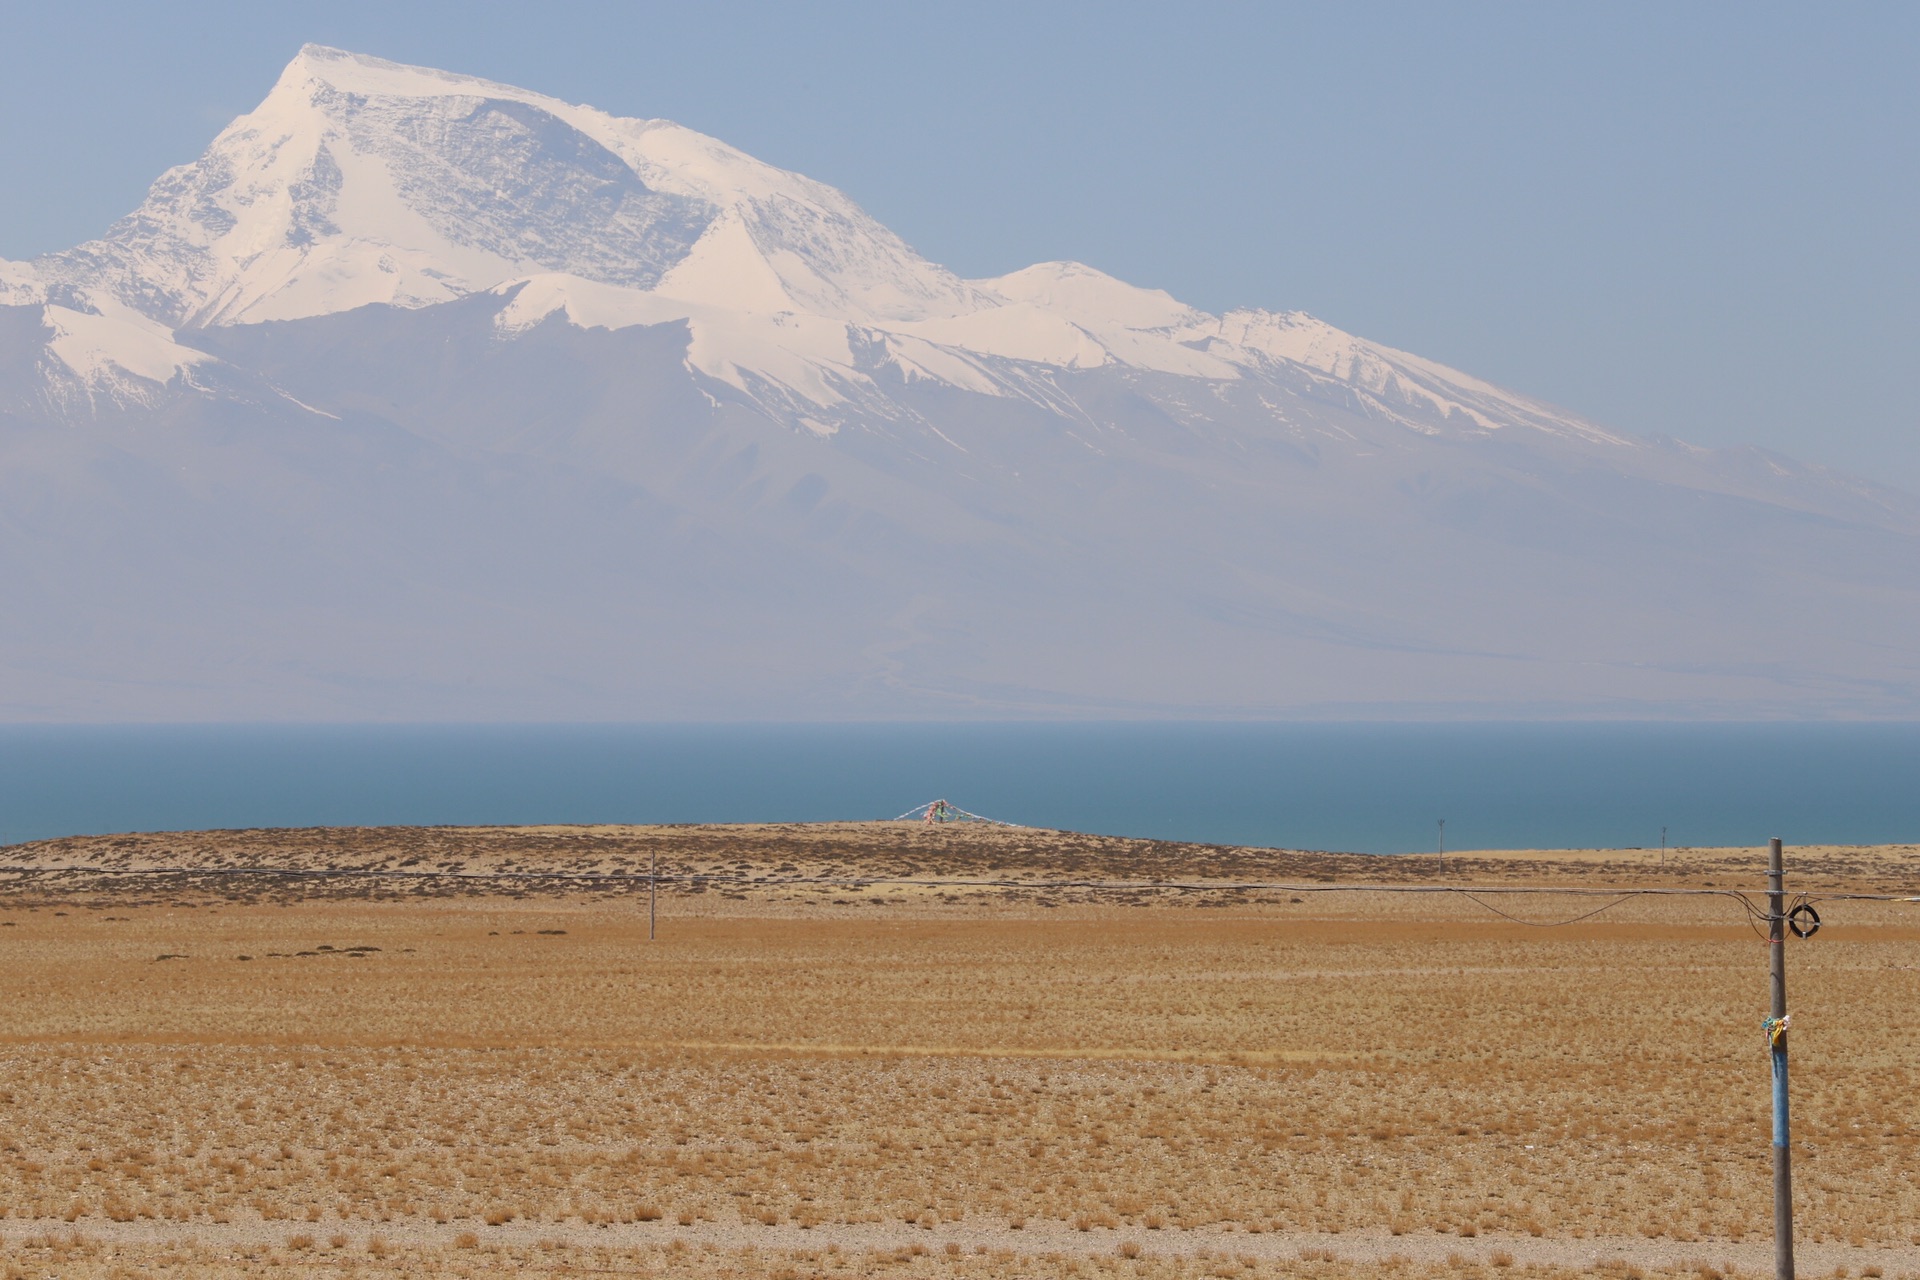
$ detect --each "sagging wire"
[1453,891,1642,928]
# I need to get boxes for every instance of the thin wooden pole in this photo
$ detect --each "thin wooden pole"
[1768,836,1794,1280]
[649,848,657,942]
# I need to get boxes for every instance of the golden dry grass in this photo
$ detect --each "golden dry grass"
[0,824,1914,1279]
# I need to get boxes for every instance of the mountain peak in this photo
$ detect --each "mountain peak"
[983,261,1206,332]
[273,44,543,108]
[24,46,987,332]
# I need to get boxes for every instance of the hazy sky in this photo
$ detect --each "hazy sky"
[5,2,1916,486]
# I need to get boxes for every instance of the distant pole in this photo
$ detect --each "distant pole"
[1661,826,1668,866]
[649,848,657,942]
[1767,837,1795,1280]
[1437,819,1445,860]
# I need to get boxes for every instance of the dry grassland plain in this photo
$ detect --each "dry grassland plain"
[0,823,1915,1279]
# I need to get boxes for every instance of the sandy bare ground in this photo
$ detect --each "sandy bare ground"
[5,1211,1920,1271]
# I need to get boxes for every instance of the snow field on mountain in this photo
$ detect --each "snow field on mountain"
[43,299,212,388]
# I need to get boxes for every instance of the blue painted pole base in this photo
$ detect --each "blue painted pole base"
[1771,1043,1790,1148]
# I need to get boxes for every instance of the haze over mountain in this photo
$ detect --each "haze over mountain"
[2,46,1915,720]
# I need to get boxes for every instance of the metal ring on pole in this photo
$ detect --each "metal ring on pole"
[1787,903,1820,939]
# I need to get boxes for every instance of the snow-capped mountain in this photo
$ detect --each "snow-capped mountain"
[4,45,1630,439]
[1,46,1916,719]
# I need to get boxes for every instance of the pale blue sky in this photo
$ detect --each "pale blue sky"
[5,1,1916,486]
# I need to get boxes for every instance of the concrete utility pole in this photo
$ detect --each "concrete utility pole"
[1767,836,1795,1280]
[649,847,658,942]
[1437,819,1445,860]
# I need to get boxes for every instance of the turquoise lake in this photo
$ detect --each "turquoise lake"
[2,722,1916,854]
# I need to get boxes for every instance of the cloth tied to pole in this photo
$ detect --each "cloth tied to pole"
[1764,1013,1791,1047]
